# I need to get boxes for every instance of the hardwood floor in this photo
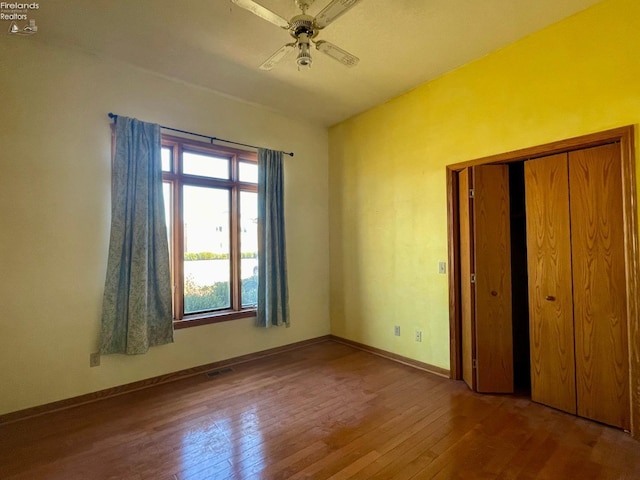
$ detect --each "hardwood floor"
[1,340,638,479]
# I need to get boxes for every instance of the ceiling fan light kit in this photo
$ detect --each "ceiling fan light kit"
[296,33,313,68]
[231,0,363,71]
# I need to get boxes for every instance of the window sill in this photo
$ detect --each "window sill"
[173,309,257,329]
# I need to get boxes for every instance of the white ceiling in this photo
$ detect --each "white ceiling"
[35,0,601,126]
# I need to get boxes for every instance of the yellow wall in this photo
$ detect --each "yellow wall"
[329,0,640,369]
[0,39,330,415]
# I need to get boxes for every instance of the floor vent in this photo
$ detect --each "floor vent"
[206,367,234,378]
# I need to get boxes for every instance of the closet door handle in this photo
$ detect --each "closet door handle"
[545,295,556,301]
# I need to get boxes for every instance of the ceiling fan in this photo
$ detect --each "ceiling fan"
[231,0,363,70]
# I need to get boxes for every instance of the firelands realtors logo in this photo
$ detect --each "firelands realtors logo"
[1,2,39,35]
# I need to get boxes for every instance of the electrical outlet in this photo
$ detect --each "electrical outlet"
[394,325,401,336]
[438,261,447,274]
[415,330,422,342]
[89,352,100,367]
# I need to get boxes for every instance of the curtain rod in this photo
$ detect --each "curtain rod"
[107,113,294,157]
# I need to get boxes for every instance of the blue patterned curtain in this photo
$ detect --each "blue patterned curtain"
[100,117,173,354]
[257,148,290,327]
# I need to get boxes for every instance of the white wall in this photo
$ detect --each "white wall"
[0,38,330,415]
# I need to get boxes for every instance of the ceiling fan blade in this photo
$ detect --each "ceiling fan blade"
[259,43,296,70]
[232,0,289,28]
[315,40,359,67]
[315,0,363,29]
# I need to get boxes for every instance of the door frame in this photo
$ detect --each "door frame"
[446,125,640,438]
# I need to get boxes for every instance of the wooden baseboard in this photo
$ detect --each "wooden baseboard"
[0,335,331,425]
[329,335,451,378]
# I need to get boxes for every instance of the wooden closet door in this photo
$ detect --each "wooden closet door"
[459,165,513,393]
[459,168,476,390]
[525,154,576,414]
[569,144,630,429]
[473,165,513,393]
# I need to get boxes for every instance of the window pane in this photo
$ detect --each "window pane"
[183,186,230,313]
[239,161,258,184]
[240,191,258,308]
[183,151,229,179]
[162,182,172,257]
[161,147,172,172]
[162,181,173,316]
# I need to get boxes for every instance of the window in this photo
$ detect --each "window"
[161,135,258,328]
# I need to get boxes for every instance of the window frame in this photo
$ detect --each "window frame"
[161,134,258,329]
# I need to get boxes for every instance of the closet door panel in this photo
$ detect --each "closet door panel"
[459,166,513,393]
[473,165,513,393]
[459,168,476,390]
[525,154,576,414]
[569,144,630,429]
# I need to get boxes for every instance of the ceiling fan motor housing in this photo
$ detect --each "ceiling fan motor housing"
[289,14,318,39]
